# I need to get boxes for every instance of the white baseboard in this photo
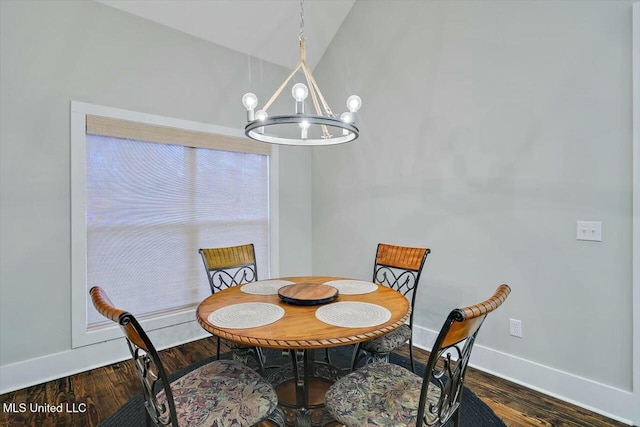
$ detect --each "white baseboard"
[0,321,209,395]
[413,325,636,426]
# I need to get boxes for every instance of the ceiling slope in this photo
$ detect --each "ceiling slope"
[96,0,355,69]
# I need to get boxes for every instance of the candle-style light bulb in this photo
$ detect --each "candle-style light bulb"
[299,120,310,139]
[340,112,353,136]
[292,83,309,114]
[255,110,268,134]
[255,110,267,121]
[292,83,309,102]
[242,93,258,121]
[242,93,258,110]
[346,95,362,113]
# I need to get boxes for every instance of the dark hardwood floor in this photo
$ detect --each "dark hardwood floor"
[0,337,626,426]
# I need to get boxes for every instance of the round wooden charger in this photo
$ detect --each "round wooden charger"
[278,282,339,305]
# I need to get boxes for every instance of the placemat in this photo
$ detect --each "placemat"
[324,279,378,295]
[240,279,295,295]
[315,302,391,328]
[207,302,285,329]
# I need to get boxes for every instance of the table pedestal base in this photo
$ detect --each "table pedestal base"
[266,350,343,427]
[275,376,333,426]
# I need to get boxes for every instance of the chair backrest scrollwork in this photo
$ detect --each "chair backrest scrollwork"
[416,284,511,426]
[199,244,258,294]
[373,243,430,327]
[90,286,178,427]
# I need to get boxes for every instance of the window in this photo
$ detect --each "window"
[71,102,279,348]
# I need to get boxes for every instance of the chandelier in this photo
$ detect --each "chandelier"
[242,0,361,146]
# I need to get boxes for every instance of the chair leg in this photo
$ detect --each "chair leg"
[350,343,361,371]
[256,347,266,365]
[254,347,267,376]
[216,337,221,360]
[409,337,415,373]
[324,347,333,365]
[453,407,461,427]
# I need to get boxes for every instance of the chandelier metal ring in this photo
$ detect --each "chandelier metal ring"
[245,115,359,146]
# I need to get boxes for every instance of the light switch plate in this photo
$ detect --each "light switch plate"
[509,318,522,338]
[577,221,602,241]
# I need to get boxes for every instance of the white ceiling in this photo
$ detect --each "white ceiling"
[96,0,356,69]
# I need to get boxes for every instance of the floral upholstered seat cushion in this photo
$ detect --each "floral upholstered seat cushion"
[361,324,412,353]
[157,359,278,426]
[325,362,441,426]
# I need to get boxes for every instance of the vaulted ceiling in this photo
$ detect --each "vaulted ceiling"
[96,0,356,69]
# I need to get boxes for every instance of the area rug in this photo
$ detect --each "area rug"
[100,347,505,426]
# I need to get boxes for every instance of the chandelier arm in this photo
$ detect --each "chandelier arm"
[301,63,323,116]
[301,61,335,118]
[320,124,332,139]
[300,63,332,138]
[263,61,303,112]
[298,40,326,116]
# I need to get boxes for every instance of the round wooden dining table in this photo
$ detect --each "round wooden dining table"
[196,276,410,427]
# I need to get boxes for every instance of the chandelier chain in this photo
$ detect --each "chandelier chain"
[299,0,305,40]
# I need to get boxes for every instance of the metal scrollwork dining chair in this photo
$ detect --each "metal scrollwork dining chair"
[199,244,269,374]
[89,286,284,427]
[325,284,511,427]
[351,243,430,373]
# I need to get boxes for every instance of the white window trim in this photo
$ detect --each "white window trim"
[70,101,280,348]
[632,3,640,424]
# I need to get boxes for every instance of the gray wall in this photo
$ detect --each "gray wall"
[312,0,634,390]
[0,0,312,366]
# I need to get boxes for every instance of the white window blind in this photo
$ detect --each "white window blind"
[85,134,269,329]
